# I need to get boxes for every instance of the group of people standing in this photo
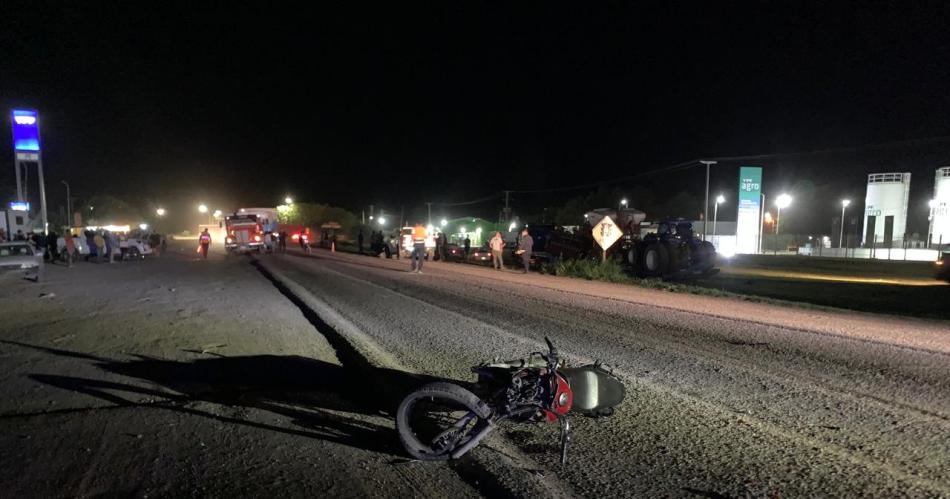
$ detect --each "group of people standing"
[487,229,533,273]
[406,224,533,274]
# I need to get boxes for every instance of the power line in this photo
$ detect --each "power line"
[508,134,950,195]
[430,192,502,207]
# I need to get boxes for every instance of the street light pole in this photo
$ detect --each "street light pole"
[426,202,432,226]
[713,195,724,241]
[758,193,766,254]
[839,199,851,249]
[699,160,718,241]
[61,180,71,229]
[775,194,792,236]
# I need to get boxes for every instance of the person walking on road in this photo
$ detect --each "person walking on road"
[410,223,427,273]
[517,228,533,273]
[93,232,106,263]
[463,235,471,259]
[64,232,76,267]
[105,230,119,263]
[489,231,505,270]
[278,231,287,253]
[198,228,212,259]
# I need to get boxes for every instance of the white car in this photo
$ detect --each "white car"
[57,236,90,256]
[0,241,44,282]
[120,237,153,259]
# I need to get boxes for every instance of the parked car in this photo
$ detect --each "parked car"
[441,243,466,262]
[0,241,43,282]
[468,245,493,265]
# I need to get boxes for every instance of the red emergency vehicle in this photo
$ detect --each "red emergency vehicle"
[225,213,265,253]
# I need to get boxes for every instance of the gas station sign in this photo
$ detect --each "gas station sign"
[11,109,41,152]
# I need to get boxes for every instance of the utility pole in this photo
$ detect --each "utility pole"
[37,159,48,234]
[503,190,511,224]
[426,202,432,226]
[699,160,717,241]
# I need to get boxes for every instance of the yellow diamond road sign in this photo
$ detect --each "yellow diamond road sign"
[593,215,623,250]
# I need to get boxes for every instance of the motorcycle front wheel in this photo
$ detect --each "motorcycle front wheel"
[396,382,489,461]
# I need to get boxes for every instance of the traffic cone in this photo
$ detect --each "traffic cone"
[331,241,336,252]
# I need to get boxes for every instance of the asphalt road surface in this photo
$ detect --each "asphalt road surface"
[262,249,950,498]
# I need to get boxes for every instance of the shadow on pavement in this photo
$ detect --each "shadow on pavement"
[6,341,454,457]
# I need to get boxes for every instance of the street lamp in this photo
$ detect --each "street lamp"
[713,194,725,238]
[379,217,387,226]
[156,208,166,217]
[285,196,293,205]
[198,204,208,214]
[440,218,448,227]
[61,181,71,228]
[775,193,792,235]
[620,198,628,212]
[839,199,851,249]
[213,209,223,218]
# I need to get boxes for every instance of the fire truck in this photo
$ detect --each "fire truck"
[224,213,265,253]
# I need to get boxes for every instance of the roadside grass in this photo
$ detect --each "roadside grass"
[543,259,734,297]
[541,259,950,319]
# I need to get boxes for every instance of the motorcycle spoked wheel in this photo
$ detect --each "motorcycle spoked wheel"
[396,382,489,461]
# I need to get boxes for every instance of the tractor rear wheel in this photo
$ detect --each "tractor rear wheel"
[643,243,669,277]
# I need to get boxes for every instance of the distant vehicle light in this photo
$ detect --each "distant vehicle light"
[226,237,233,244]
[253,235,262,242]
[292,234,300,240]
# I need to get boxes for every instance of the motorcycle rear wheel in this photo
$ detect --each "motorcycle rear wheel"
[396,382,489,461]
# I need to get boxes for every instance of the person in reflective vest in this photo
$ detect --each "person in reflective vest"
[199,229,212,259]
[410,223,427,273]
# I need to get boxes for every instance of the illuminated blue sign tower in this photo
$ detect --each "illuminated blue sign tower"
[12,109,41,152]
[9,109,48,233]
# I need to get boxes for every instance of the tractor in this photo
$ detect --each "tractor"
[542,208,718,280]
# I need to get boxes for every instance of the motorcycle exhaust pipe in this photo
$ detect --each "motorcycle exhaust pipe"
[450,420,495,459]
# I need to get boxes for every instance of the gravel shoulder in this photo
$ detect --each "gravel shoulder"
[0,246,479,498]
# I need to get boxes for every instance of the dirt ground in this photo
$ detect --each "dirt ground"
[0,245,479,498]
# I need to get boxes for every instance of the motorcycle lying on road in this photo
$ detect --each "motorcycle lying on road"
[396,337,625,464]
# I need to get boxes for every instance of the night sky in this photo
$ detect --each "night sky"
[2,2,950,233]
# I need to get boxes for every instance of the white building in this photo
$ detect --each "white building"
[862,172,911,247]
[931,167,950,245]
